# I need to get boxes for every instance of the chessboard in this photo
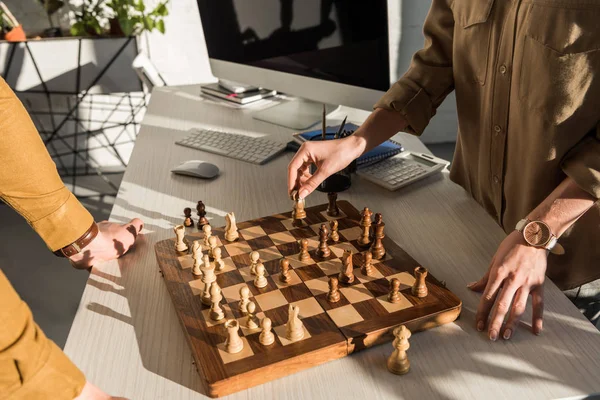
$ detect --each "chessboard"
[155,201,461,397]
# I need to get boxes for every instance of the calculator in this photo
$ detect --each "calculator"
[357,152,449,191]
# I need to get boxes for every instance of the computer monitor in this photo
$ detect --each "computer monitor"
[196,0,389,129]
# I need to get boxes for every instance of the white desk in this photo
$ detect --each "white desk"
[65,85,600,400]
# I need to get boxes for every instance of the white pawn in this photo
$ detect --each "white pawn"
[286,304,304,341]
[239,286,250,313]
[259,317,275,346]
[191,240,202,276]
[213,247,225,271]
[208,235,218,258]
[209,282,224,321]
[245,301,259,330]
[250,251,260,275]
[201,254,216,305]
[203,224,212,247]
[225,212,239,242]
[254,263,268,289]
[174,225,188,252]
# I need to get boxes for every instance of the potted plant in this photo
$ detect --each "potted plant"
[38,0,65,37]
[69,0,108,37]
[106,0,169,36]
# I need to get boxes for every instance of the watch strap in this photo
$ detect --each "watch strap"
[515,218,564,255]
[53,222,99,258]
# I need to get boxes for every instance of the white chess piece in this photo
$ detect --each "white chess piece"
[250,251,260,275]
[208,235,218,258]
[245,301,259,330]
[213,247,225,271]
[191,240,202,276]
[286,304,304,341]
[201,254,216,306]
[254,263,268,289]
[225,212,239,242]
[174,225,188,252]
[209,282,224,321]
[259,317,275,346]
[239,286,250,313]
[224,319,243,354]
[203,224,212,247]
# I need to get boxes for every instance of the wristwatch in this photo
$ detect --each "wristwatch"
[515,219,565,255]
[53,222,99,258]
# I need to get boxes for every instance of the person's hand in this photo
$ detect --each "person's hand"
[75,381,128,400]
[287,135,366,198]
[68,218,144,269]
[468,230,547,340]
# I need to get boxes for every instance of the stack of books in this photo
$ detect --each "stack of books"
[200,82,276,106]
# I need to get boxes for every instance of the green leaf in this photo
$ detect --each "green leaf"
[157,19,165,33]
[135,0,145,12]
[155,3,168,16]
[119,16,135,36]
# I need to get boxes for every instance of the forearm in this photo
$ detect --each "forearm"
[527,177,597,237]
[352,108,409,155]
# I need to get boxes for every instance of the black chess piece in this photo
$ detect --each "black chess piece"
[196,201,209,228]
[183,207,194,227]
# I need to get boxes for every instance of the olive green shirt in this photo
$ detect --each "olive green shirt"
[375,0,600,290]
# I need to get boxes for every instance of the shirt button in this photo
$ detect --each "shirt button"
[493,175,500,184]
[500,64,508,74]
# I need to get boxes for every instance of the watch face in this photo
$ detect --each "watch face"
[523,221,551,246]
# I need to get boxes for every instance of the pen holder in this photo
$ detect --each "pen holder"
[309,135,354,193]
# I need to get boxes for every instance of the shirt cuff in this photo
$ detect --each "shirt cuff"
[561,133,600,199]
[373,83,434,136]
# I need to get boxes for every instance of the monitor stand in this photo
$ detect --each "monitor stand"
[253,98,340,130]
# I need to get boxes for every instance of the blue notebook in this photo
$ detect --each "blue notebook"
[293,123,404,167]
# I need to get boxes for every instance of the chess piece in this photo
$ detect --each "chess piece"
[239,286,250,313]
[387,325,411,375]
[357,207,373,247]
[208,235,218,258]
[388,278,401,303]
[245,301,259,329]
[225,212,239,242]
[254,263,268,289]
[338,250,355,284]
[196,200,209,228]
[191,240,202,276]
[299,238,311,262]
[329,220,339,242]
[183,207,194,227]
[259,317,275,346]
[213,247,225,271]
[286,304,304,341]
[200,254,216,305]
[326,192,340,217]
[209,282,225,321]
[290,190,307,220]
[370,213,386,259]
[173,225,188,253]
[316,224,331,258]
[279,258,292,283]
[224,319,244,354]
[250,251,260,275]
[361,251,374,276]
[412,266,428,298]
[203,224,212,247]
[327,276,341,303]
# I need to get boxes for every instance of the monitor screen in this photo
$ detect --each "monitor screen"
[197,0,389,92]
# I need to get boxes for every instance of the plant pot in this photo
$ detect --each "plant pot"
[109,18,124,36]
[5,25,26,42]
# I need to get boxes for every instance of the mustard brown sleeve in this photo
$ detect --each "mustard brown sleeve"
[0,270,85,400]
[561,122,600,199]
[0,77,93,252]
[373,0,455,135]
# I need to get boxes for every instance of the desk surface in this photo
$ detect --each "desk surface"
[65,85,600,400]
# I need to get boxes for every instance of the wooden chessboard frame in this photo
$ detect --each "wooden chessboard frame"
[155,201,462,397]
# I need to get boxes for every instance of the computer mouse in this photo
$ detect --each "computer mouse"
[171,160,220,179]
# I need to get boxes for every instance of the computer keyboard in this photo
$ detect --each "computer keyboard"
[176,128,287,165]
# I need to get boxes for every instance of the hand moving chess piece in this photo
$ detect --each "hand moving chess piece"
[224,319,244,354]
[192,240,202,276]
[357,207,373,247]
[174,225,188,253]
[388,278,401,303]
[279,258,292,283]
[326,192,340,217]
[196,200,209,228]
[327,276,341,303]
[254,263,268,289]
[329,220,339,242]
[412,266,428,298]
[299,238,311,262]
[290,190,306,220]
[245,301,259,329]
[209,282,225,321]
[183,207,194,227]
[225,212,239,242]
[250,251,260,275]
[213,247,225,271]
[370,213,386,259]
[208,235,218,258]
[286,304,304,341]
[387,325,411,375]
[259,317,275,346]
[201,254,216,306]
[339,250,355,284]
[361,251,374,276]
[316,224,331,258]
[239,286,250,313]
[203,224,212,247]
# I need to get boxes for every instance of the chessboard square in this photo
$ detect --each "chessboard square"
[257,246,283,262]
[377,294,413,313]
[224,241,253,257]
[326,304,364,327]
[216,257,237,275]
[339,226,362,241]
[294,264,327,281]
[274,269,303,289]
[246,236,276,251]
[317,259,343,276]
[217,337,254,364]
[254,289,289,311]
[288,257,317,269]
[279,282,313,303]
[201,306,234,328]
[178,255,194,270]
[291,297,324,319]
[308,248,337,263]
[320,210,347,221]
[216,269,245,288]
[239,226,268,241]
[289,226,319,240]
[238,311,265,336]
[263,305,289,326]
[363,278,392,298]
[269,231,297,245]
[354,267,385,283]
[385,272,416,290]
[245,331,282,354]
[339,284,374,304]
[273,324,312,346]
[189,278,204,296]
[238,266,268,282]
[352,298,389,320]
[304,276,330,296]
[275,242,300,257]
[221,282,250,303]
[281,218,309,231]
[314,291,351,311]
[248,276,279,297]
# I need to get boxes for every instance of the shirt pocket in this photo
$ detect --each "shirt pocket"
[452,0,495,85]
